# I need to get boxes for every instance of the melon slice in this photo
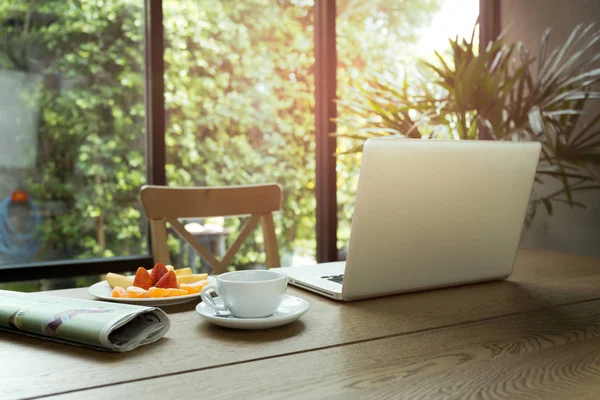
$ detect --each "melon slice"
[106,273,134,289]
[176,273,208,285]
[174,267,193,276]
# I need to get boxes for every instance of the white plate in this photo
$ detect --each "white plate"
[88,279,213,307]
[196,294,309,329]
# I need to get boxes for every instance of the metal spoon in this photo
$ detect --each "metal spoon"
[207,294,231,318]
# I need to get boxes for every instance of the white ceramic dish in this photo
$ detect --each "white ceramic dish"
[88,277,215,306]
[196,294,309,329]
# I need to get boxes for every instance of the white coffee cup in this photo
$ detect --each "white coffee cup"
[200,270,287,318]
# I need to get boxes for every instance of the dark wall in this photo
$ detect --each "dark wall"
[502,0,600,256]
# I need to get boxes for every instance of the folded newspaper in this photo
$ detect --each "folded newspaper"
[0,290,171,352]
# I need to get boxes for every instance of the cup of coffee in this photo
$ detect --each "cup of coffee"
[200,270,287,318]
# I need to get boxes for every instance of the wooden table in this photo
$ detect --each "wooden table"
[2,249,600,400]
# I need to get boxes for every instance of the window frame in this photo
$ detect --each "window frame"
[0,0,494,282]
[314,0,338,263]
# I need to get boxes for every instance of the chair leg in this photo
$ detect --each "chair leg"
[177,237,185,269]
[189,246,197,274]
[261,214,280,268]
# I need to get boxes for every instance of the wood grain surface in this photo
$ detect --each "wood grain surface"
[1,249,600,399]
[52,299,600,400]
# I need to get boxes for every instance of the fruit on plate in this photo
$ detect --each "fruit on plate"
[179,280,209,294]
[126,286,149,298]
[148,286,192,297]
[147,264,174,273]
[174,267,192,276]
[108,263,206,299]
[155,270,178,289]
[133,267,153,290]
[176,273,208,285]
[150,262,169,285]
[148,287,171,298]
[106,273,134,289]
[111,286,127,298]
[166,288,188,297]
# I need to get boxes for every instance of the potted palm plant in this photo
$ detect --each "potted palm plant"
[336,22,600,226]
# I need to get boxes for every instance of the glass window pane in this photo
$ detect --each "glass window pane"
[336,0,479,256]
[0,1,147,269]
[163,1,316,271]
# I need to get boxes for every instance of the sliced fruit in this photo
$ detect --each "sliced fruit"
[155,270,178,289]
[174,267,193,276]
[166,288,188,297]
[150,263,169,286]
[106,273,134,289]
[126,286,149,298]
[133,267,153,290]
[148,263,173,273]
[148,287,171,298]
[111,286,127,298]
[176,273,208,285]
[179,280,208,294]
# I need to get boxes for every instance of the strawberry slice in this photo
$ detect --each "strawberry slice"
[150,262,169,286]
[133,267,153,290]
[155,270,178,289]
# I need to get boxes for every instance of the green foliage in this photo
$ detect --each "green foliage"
[162,0,316,266]
[0,0,443,273]
[0,0,146,261]
[0,280,41,292]
[335,0,443,245]
[336,21,600,226]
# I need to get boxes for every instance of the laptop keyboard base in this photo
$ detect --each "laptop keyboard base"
[321,274,344,284]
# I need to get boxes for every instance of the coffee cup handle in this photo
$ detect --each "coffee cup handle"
[200,284,228,311]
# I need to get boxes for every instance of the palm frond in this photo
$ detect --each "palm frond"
[335,20,600,221]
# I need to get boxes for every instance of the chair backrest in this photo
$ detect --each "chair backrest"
[140,184,282,274]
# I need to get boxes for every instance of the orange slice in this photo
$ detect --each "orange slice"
[148,287,170,298]
[180,280,208,294]
[112,287,127,298]
[166,288,188,297]
[126,286,149,298]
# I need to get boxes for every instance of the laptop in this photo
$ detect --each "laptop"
[274,138,541,301]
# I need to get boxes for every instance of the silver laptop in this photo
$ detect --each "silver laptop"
[274,138,541,301]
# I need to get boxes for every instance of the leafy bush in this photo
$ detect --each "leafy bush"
[336,22,600,226]
[0,0,443,272]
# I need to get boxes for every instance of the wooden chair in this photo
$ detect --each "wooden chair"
[140,184,282,274]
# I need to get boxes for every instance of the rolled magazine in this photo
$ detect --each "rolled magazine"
[0,290,170,352]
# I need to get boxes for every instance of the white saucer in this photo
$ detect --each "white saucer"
[196,294,309,329]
